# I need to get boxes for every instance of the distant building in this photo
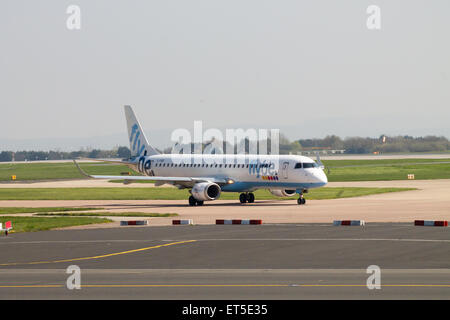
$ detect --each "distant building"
[296,147,346,156]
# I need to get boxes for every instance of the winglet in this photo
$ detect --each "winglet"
[73,160,93,179]
[315,152,325,170]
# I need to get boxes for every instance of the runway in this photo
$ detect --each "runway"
[0,224,448,299]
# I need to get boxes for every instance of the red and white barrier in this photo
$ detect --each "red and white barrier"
[0,221,13,236]
[216,219,262,225]
[172,219,193,225]
[333,220,365,226]
[414,220,448,227]
[120,220,148,226]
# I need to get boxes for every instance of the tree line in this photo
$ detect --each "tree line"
[0,146,131,162]
[0,135,449,162]
[296,135,450,154]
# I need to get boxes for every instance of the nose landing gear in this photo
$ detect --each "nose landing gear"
[297,194,306,205]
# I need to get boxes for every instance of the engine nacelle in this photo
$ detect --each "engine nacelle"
[191,182,221,201]
[269,189,297,197]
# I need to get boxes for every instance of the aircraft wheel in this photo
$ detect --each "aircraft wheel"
[196,200,204,206]
[189,196,197,206]
[239,193,247,204]
[297,197,306,205]
[247,193,255,203]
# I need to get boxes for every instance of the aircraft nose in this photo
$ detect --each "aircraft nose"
[316,169,328,186]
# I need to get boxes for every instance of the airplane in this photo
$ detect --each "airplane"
[74,105,328,206]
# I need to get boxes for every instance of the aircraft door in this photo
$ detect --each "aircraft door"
[282,162,289,179]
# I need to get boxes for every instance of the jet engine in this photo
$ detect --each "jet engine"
[191,182,221,201]
[269,189,297,197]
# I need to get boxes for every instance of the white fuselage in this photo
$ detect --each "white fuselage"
[131,154,327,192]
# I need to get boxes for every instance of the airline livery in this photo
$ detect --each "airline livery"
[74,106,328,206]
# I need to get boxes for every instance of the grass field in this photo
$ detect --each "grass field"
[0,207,101,214]
[0,162,137,181]
[1,159,449,182]
[35,212,178,217]
[0,216,112,233]
[323,159,450,181]
[0,187,415,201]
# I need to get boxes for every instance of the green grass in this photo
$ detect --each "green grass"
[323,160,450,182]
[323,158,450,167]
[0,187,415,201]
[0,162,137,181]
[0,207,101,214]
[35,212,178,217]
[0,216,112,233]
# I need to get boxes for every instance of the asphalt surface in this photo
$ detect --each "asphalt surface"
[0,224,448,299]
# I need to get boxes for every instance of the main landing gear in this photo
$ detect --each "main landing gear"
[188,195,204,206]
[297,194,306,205]
[239,192,255,204]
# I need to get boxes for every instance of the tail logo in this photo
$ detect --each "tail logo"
[130,123,145,156]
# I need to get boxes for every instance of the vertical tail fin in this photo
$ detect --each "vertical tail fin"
[124,105,159,157]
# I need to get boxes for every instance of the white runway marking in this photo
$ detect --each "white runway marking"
[1,238,449,245]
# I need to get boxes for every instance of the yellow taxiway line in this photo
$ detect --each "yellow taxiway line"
[0,240,197,266]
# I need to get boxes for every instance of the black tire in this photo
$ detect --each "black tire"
[301,198,306,205]
[239,193,247,203]
[197,200,204,206]
[189,196,197,206]
[247,193,255,203]
[297,198,302,205]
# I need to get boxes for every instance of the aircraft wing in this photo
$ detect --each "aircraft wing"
[73,160,228,185]
[78,157,136,165]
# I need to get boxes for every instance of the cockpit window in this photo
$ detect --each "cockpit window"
[303,162,318,168]
[294,163,302,169]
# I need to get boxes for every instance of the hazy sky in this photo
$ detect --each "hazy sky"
[1,1,449,150]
